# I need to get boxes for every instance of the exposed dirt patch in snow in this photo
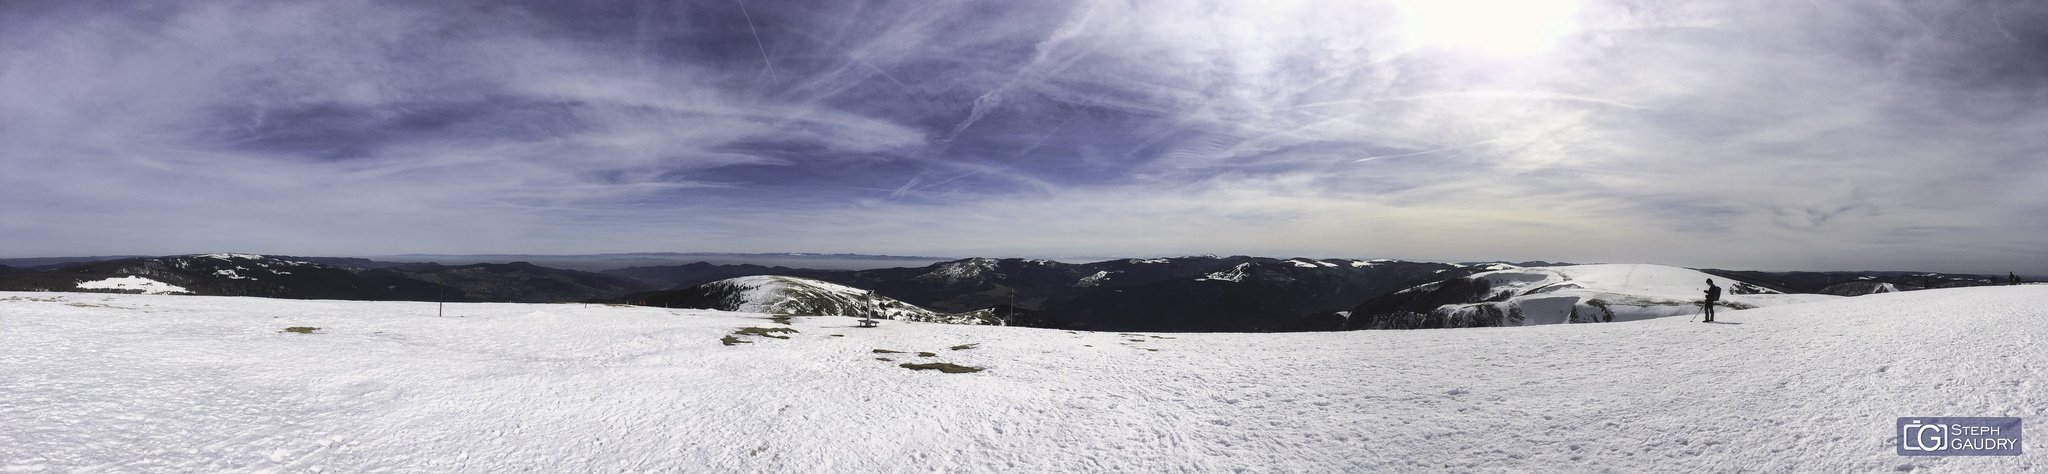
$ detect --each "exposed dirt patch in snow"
[899,362,983,373]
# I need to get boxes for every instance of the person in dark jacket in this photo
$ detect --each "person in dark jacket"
[1702,279,1721,322]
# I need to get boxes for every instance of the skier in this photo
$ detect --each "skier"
[2013,272,2021,286]
[1702,279,1721,323]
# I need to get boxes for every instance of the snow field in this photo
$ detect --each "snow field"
[3,287,2044,472]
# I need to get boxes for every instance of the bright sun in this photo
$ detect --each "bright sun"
[1396,0,1583,55]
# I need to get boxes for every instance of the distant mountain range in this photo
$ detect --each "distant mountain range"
[1697,269,2006,294]
[0,253,2025,332]
[621,256,1525,331]
[0,255,154,271]
[0,253,654,303]
[0,252,954,273]
[351,252,955,271]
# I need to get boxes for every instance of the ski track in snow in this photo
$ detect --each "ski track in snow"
[2,288,2043,472]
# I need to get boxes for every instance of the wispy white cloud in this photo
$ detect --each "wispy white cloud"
[1,0,2043,273]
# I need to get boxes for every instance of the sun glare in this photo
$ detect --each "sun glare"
[1397,0,1582,55]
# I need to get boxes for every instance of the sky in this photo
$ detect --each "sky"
[2,0,2044,273]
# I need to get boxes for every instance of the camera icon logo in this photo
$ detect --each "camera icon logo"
[1901,420,1945,452]
[1897,416,2021,456]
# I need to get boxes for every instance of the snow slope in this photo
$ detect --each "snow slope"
[4,287,2043,472]
[1369,264,1840,328]
[1472,263,1838,323]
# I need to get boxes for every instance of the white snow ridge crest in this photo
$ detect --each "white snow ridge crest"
[74,276,191,294]
[690,275,1001,325]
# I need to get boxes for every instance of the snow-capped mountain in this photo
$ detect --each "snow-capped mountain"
[642,275,1003,325]
[1333,264,1841,329]
[912,257,1005,286]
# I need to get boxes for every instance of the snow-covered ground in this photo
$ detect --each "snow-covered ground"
[3,287,2042,472]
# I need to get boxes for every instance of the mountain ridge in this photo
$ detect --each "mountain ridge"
[0,253,654,303]
[618,256,1509,331]
[2,252,2024,332]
